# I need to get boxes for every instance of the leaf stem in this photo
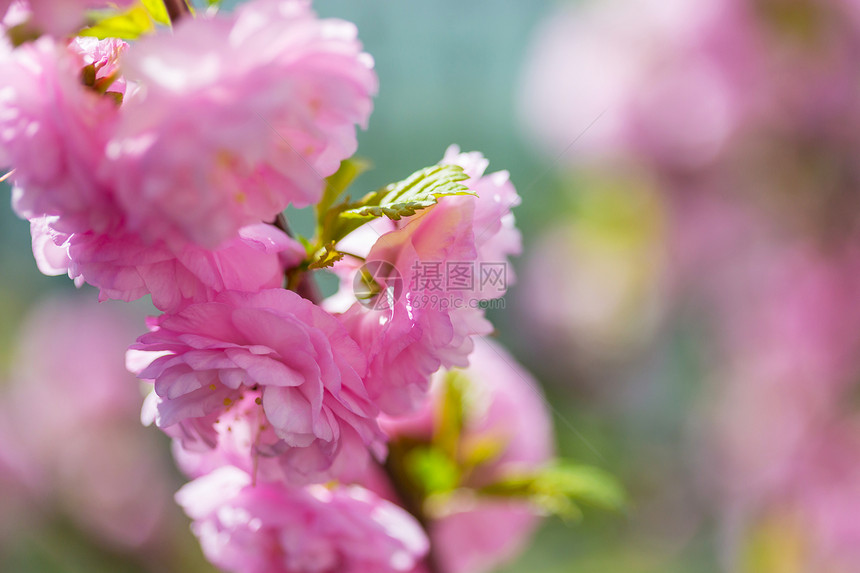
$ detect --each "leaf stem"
[274,213,323,304]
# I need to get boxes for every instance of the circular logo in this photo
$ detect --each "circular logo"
[353,260,403,310]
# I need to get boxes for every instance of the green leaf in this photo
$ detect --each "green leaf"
[323,164,473,245]
[353,265,382,302]
[141,0,171,25]
[316,158,372,246]
[461,434,507,468]
[478,462,625,521]
[342,164,471,221]
[80,5,155,40]
[307,242,344,270]
[433,369,469,460]
[405,446,460,495]
[5,23,41,47]
[538,462,625,511]
[318,158,372,218]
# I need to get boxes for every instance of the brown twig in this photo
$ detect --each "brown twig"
[163,0,191,25]
[381,449,444,573]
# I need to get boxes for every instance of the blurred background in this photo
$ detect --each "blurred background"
[3,0,860,571]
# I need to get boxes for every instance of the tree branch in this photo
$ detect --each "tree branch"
[163,0,191,25]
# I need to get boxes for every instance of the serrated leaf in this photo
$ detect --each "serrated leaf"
[324,164,473,244]
[342,164,472,221]
[80,5,155,40]
[307,242,344,270]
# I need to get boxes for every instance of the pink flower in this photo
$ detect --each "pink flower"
[176,465,428,573]
[32,218,297,312]
[0,36,124,234]
[337,300,491,418]
[70,36,129,96]
[382,337,554,573]
[106,0,377,248]
[331,147,520,415]
[131,289,385,483]
[440,145,522,297]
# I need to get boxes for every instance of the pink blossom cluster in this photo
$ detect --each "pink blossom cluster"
[331,145,521,415]
[1,1,548,571]
[3,0,376,313]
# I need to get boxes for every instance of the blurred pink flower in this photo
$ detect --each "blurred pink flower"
[1,296,172,550]
[0,412,40,543]
[176,465,429,573]
[3,0,135,38]
[721,424,860,573]
[520,0,738,169]
[787,425,860,570]
[519,0,860,569]
[131,288,385,483]
[107,0,377,248]
[520,0,860,235]
[32,218,296,312]
[0,35,124,234]
[706,244,860,570]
